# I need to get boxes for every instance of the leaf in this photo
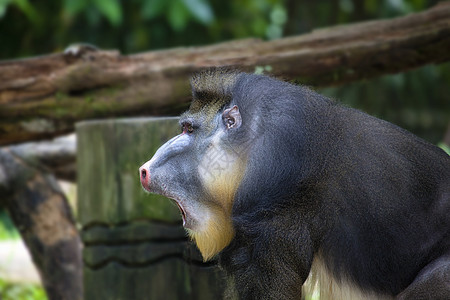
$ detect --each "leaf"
[0,0,12,19]
[142,0,167,20]
[63,0,88,17]
[92,0,122,26]
[181,0,213,24]
[168,0,189,32]
[11,0,41,26]
[438,143,450,155]
[270,5,286,26]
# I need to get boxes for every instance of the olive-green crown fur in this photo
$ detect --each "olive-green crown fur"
[189,69,239,114]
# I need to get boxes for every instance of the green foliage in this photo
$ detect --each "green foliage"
[168,0,190,31]
[182,0,214,24]
[0,0,10,18]
[0,0,286,58]
[0,278,47,300]
[0,0,439,56]
[254,65,273,74]
[62,0,122,26]
[319,63,450,144]
[266,4,287,39]
[93,0,122,26]
[438,143,450,155]
[0,211,47,300]
[141,0,214,32]
[0,210,19,241]
[5,0,40,25]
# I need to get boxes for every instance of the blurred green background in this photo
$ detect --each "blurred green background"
[1,0,449,144]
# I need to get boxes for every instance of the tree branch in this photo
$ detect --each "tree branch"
[7,134,76,181]
[1,2,450,145]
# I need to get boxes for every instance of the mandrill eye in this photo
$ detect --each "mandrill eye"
[187,124,194,133]
[183,123,194,134]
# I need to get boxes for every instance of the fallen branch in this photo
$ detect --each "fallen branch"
[7,134,76,181]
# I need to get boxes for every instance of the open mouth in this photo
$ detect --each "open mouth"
[172,199,187,226]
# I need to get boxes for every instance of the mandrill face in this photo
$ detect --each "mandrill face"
[139,71,249,261]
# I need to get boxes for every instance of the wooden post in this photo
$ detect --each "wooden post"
[76,117,227,300]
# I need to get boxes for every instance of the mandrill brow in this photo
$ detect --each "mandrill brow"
[139,69,450,300]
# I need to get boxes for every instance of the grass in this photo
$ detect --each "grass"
[0,210,20,241]
[0,211,48,300]
[0,278,47,300]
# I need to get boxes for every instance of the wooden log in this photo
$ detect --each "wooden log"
[0,148,82,300]
[6,134,76,181]
[77,117,227,300]
[1,2,450,145]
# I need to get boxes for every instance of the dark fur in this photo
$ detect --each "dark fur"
[212,72,450,299]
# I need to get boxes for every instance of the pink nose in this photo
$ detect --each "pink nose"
[139,165,151,191]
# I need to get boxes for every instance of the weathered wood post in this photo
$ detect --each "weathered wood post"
[77,117,227,300]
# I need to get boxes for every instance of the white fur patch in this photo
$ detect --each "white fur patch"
[302,256,394,300]
[198,132,240,188]
[192,131,245,261]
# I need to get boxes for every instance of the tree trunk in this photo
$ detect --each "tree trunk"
[0,147,82,300]
[1,2,449,145]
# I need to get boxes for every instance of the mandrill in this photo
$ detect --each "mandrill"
[140,69,450,300]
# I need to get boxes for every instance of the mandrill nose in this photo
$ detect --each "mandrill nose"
[139,165,151,192]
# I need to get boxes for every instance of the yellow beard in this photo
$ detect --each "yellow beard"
[193,134,248,261]
[187,206,235,261]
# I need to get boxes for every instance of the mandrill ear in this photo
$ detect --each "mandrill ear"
[222,105,242,129]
